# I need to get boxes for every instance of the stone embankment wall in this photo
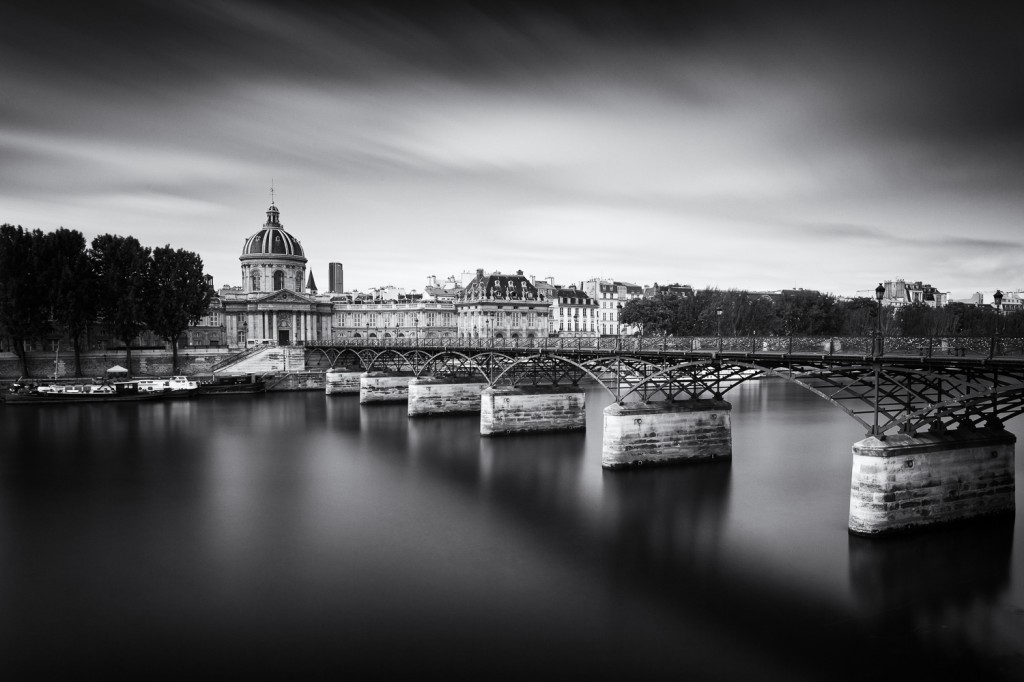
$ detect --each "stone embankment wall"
[849,429,1016,535]
[268,371,326,392]
[0,349,231,380]
[602,399,733,469]
[408,377,488,416]
[480,386,585,435]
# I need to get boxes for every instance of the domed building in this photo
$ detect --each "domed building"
[240,203,307,294]
[220,203,334,347]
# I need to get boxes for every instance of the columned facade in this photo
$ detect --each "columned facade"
[219,202,333,348]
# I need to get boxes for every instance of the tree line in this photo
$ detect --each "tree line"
[0,224,212,377]
[619,288,1022,338]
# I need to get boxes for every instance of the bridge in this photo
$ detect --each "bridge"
[300,335,1022,536]
[305,335,1024,435]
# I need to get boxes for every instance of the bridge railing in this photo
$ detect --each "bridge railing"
[305,335,1024,358]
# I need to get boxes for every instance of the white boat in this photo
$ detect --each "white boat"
[166,376,199,390]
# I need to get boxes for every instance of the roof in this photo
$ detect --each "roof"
[459,271,541,301]
[241,203,305,259]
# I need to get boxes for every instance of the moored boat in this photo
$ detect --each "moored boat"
[3,377,199,404]
[196,374,267,396]
[5,381,168,404]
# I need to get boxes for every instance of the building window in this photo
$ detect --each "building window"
[274,270,285,291]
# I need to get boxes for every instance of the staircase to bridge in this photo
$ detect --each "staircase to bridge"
[214,344,305,376]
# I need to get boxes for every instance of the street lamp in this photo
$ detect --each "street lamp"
[874,282,886,356]
[414,314,419,344]
[615,302,623,350]
[242,320,248,347]
[993,289,1003,358]
[716,307,723,352]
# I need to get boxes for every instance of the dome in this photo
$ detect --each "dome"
[241,203,305,258]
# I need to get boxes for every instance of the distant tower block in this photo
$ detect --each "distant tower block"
[329,262,344,293]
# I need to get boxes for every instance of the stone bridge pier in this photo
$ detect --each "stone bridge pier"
[480,386,586,436]
[325,369,363,395]
[602,399,733,469]
[408,377,489,417]
[359,371,414,404]
[849,428,1015,535]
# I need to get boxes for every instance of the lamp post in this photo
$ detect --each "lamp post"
[874,282,886,356]
[991,289,1004,425]
[615,301,622,351]
[992,289,1003,357]
[871,282,886,437]
[242,321,248,347]
[414,314,419,344]
[716,307,723,352]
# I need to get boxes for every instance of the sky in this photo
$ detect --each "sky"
[2,0,1021,300]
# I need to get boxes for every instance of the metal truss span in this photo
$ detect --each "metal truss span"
[305,342,1024,437]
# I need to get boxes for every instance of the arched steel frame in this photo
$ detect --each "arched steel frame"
[307,344,1024,437]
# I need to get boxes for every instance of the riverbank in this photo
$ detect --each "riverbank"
[0,349,331,393]
[0,348,235,380]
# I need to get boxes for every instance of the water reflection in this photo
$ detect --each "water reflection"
[849,518,1020,673]
[479,431,587,507]
[1,388,1022,678]
[601,463,731,579]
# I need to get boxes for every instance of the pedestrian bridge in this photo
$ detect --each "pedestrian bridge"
[306,335,1024,437]
[304,335,1021,536]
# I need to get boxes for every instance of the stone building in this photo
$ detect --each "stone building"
[881,279,948,307]
[218,202,333,346]
[455,269,551,339]
[548,284,599,337]
[329,297,457,340]
[584,278,645,336]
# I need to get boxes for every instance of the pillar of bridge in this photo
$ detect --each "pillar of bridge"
[480,386,585,436]
[325,369,363,395]
[602,399,732,469]
[359,371,412,404]
[849,428,1015,535]
[408,377,488,417]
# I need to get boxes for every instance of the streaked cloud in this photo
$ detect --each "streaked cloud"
[1,1,1021,298]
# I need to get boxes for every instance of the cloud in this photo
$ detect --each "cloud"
[1,1,1022,298]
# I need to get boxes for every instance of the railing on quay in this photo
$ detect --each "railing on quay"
[306,334,1024,359]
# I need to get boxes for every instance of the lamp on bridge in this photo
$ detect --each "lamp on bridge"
[873,283,886,356]
[716,307,723,352]
[414,314,419,343]
[616,301,623,349]
[242,321,248,346]
[993,289,1003,358]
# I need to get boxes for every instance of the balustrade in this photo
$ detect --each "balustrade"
[306,334,1023,357]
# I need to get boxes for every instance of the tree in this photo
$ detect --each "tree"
[0,225,50,376]
[90,234,151,377]
[142,246,212,374]
[42,228,97,377]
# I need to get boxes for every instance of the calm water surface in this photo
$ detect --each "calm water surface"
[1,381,1022,679]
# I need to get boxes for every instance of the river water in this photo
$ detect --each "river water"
[1,380,1022,679]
